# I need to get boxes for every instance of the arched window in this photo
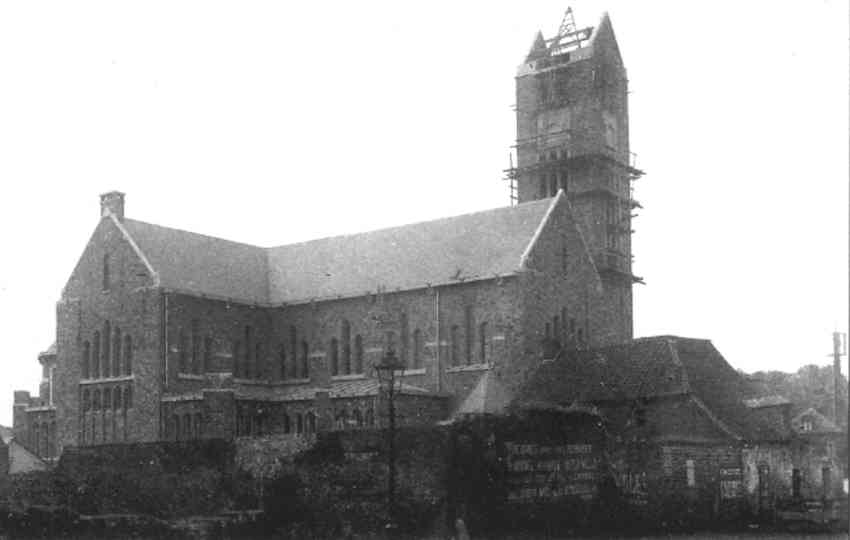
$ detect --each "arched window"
[329,338,339,376]
[353,409,363,427]
[549,172,558,196]
[288,326,297,379]
[341,320,351,375]
[300,341,309,378]
[203,336,212,374]
[365,408,375,427]
[255,343,263,380]
[124,386,133,409]
[82,341,91,379]
[41,423,48,457]
[113,327,122,377]
[93,389,101,410]
[450,325,459,366]
[124,335,133,375]
[33,423,40,456]
[191,320,200,374]
[103,321,111,378]
[561,308,568,343]
[103,388,112,411]
[82,389,91,412]
[92,331,101,378]
[244,326,253,379]
[279,344,287,380]
[283,413,291,434]
[539,175,548,198]
[102,254,110,291]
[479,322,488,364]
[113,388,121,410]
[354,335,364,374]
[49,421,56,457]
[194,413,204,439]
[335,409,348,430]
[178,329,188,374]
[296,413,304,434]
[385,331,396,353]
[412,329,422,369]
[182,413,192,440]
[232,341,242,377]
[306,412,316,433]
[464,306,473,365]
[400,313,409,366]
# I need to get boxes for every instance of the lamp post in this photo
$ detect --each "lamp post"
[374,346,405,531]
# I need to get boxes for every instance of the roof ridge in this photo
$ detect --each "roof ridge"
[267,198,552,252]
[124,218,266,251]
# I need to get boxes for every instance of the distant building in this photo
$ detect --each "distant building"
[0,425,48,477]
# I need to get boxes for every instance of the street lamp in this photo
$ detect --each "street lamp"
[374,346,405,530]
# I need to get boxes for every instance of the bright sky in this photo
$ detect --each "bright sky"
[0,1,847,426]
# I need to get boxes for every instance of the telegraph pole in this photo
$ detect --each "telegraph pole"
[830,332,847,424]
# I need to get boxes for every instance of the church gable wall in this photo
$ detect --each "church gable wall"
[55,218,162,451]
[516,200,606,386]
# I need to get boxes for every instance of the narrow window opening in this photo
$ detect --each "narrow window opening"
[102,254,110,291]
[342,320,351,375]
[450,325,459,367]
[124,335,133,375]
[412,329,422,369]
[479,322,488,364]
[301,341,309,378]
[464,306,473,365]
[330,338,339,376]
[354,334,364,374]
[103,321,111,378]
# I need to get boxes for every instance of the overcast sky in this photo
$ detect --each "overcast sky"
[0,1,847,426]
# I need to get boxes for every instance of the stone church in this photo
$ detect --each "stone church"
[13,12,642,457]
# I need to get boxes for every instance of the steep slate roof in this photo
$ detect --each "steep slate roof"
[517,336,786,441]
[117,197,559,305]
[517,337,688,404]
[267,197,554,303]
[122,219,270,304]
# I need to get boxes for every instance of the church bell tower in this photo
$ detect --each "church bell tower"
[510,9,643,343]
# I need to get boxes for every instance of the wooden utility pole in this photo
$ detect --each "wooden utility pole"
[831,332,846,424]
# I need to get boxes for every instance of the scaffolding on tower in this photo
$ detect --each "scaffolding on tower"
[547,8,593,56]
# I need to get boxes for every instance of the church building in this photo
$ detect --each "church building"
[13,11,640,456]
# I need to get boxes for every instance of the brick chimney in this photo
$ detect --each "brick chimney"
[100,191,125,220]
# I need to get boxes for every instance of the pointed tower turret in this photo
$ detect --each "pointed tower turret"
[512,9,644,344]
[525,31,548,62]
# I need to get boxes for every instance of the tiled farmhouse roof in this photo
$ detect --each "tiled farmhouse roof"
[517,336,788,441]
[792,407,842,435]
[119,196,559,305]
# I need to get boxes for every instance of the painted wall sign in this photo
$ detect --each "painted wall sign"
[720,467,743,499]
[504,442,599,502]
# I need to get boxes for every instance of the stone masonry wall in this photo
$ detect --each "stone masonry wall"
[55,217,162,451]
